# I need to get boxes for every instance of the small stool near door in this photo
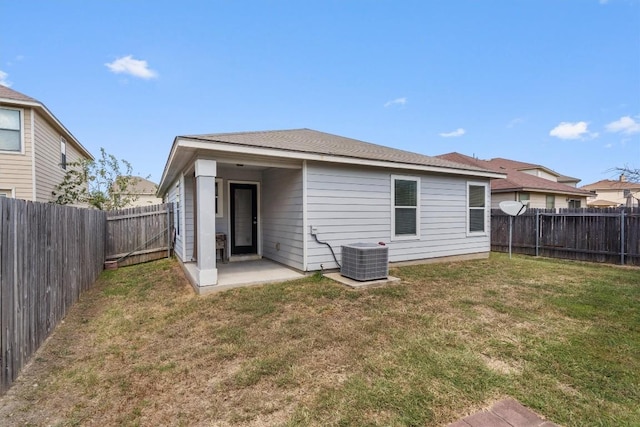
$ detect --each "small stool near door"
[216,233,227,263]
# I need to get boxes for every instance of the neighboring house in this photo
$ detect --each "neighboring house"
[436,153,592,209]
[580,175,640,208]
[116,177,163,208]
[157,128,505,293]
[0,85,93,202]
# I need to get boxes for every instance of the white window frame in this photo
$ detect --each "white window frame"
[0,188,15,198]
[467,181,489,236]
[60,137,67,170]
[0,107,24,154]
[215,178,224,218]
[391,175,421,241]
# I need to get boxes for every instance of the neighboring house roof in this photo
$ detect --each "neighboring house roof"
[588,199,621,207]
[123,177,158,195]
[488,157,564,178]
[580,178,640,191]
[158,129,505,194]
[436,152,592,197]
[0,85,93,160]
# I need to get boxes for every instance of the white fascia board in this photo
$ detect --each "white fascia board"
[178,138,506,180]
[157,137,181,196]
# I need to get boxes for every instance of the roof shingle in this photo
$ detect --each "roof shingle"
[0,85,39,103]
[182,129,495,174]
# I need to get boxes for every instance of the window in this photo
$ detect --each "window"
[0,108,22,152]
[623,189,631,198]
[215,178,223,218]
[568,199,581,209]
[60,138,67,169]
[468,183,488,234]
[392,176,420,239]
[518,193,530,206]
[0,189,11,198]
[546,195,555,209]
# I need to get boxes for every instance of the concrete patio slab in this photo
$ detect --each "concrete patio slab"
[324,272,401,288]
[182,259,305,294]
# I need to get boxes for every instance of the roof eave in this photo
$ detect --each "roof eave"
[179,137,506,178]
[157,136,181,196]
[157,137,506,194]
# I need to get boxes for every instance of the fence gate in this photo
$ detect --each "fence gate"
[106,203,174,267]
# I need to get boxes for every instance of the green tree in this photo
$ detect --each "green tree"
[52,148,143,210]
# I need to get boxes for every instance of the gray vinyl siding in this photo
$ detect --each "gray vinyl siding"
[305,162,491,271]
[262,168,304,270]
[33,111,85,202]
[306,163,391,271]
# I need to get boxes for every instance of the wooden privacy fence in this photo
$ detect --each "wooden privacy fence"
[492,207,640,265]
[0,198,106,394]
[106,203,173,267]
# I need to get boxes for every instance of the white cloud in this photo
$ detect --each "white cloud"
[384,97,406,107]
[439,128,466,138]
[105,55,158,79]
[507,117,525,128]
[0,70,11,87]
[549,121,594,139]
[604,143,613,148]
[605,116,640,135]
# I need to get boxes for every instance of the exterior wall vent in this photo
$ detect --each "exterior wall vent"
[341,243,389,281]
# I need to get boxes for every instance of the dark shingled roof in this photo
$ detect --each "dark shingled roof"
[182,129,493,174]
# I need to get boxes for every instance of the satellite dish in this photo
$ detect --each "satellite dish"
[499,201,527,260]
[499,201,527,216]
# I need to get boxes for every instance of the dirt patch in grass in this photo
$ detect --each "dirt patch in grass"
[1,255,639,426]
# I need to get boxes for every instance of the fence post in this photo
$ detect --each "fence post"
[535,210,540,257]
[620,209,625,265]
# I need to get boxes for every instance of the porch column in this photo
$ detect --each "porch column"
[195,159,218,287]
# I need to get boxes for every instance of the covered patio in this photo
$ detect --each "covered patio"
[181,258,306,294]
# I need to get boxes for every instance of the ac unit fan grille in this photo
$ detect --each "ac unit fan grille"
[341,243,389,281]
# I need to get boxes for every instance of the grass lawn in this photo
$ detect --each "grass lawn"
[0,253,638,426]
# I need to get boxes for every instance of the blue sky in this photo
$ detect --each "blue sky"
[1,0,639,186]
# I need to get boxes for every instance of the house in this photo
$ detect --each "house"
[436,152,592,209]
[580,175,640,208]
[157,129,505,293]
[0,85,93,201]
[116,176,163,208]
